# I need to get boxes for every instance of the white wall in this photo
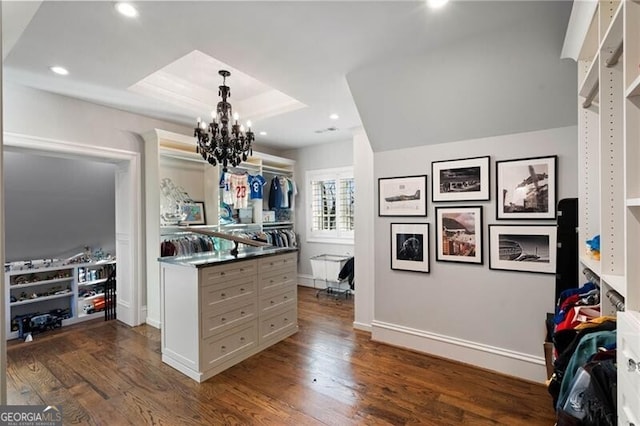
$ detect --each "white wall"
[353,129,374,331]
[372,125,577,382]
[4,151,116,261]
[284,139,354,285]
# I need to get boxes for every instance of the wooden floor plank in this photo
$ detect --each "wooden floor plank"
[7,286,556,425]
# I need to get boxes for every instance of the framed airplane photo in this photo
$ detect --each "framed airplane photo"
[378,175,428,217]
[432,156,490,202]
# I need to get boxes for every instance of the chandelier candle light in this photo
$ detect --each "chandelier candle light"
[194,70,254,171]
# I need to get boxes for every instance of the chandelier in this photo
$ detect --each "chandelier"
[194,70,254,171]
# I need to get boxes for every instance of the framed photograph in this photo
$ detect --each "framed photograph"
[378,175,427,217]
[431,156,490,202]
[390,223,430,273]
[488,225,557,274]
[180,201,206,225]
[496,155,557,220]
[435,206,483,264]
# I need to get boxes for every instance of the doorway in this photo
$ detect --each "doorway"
[3,132,143,327]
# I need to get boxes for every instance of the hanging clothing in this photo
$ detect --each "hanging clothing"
[249,174,267,200]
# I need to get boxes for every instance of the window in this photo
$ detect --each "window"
[306,167,354,243]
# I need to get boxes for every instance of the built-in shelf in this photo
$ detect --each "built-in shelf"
[626,74,640,98]
[76,311,104,321]
[627,198,640,207]
[600,1,624,63]
[579,51,600,104]
[78,278,108,287]
[78,293,105,302]
[7,318,74,340]
[9,277,73,289]
[580,255,601,276]
[10,292,73,307]
[263,221,294,227]
[601,274,626,297]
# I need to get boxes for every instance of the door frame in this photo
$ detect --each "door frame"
[2,132,144,327]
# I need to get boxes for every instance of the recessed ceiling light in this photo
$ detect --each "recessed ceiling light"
[427,0,449,9]
[50,66,69,76]
[329,113,339,120]
[115,2,138,18]
[259,131,267,136]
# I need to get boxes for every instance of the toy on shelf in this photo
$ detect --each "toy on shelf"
[586,235,600,260]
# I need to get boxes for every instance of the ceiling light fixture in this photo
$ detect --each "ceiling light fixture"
[329,113,339,120]
[427,0,449,9]
[115,2,138,18]
[259,131,267,136]
[50,66,69,76]
[194,70,254,172]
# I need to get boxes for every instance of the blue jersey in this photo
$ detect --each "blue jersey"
[249,174,266,199]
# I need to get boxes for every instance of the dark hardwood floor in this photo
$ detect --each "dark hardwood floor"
[7,286,556,425]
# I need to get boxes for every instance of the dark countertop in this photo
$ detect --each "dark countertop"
[158,247,297,268]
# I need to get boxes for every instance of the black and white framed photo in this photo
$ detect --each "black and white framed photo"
[435,206,483,264]
[496,155,557,220]
[391,223,430,273]
[378,175,427,217]
[488,225,557,274]
[431,156,490,202]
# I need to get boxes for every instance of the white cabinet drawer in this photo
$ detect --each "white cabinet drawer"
[260,306,296,342]
[619,311,640,424]
[258,252,297,274]
[201,276,256,308]
[202,322,257,368]
[201,260,257,286]
[201,300,257,339]
[259,287,296,314]
[259,268,296,293]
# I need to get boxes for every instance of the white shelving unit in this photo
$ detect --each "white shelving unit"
[4,259,116,340]
[569,0,640,422]
[143,129,297,328]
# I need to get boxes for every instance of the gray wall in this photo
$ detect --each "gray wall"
[284,139,354,280]
[4,150,116,261]
[374,125,577,362]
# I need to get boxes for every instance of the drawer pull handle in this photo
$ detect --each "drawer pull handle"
[221,317,226,322]
[628,358,637,373]
[270,300,275,304]
[240,288,245,292]
[284,296,288,299]
[221,293,226,298]
[220,272,225,276]
[240,337,245,341]
[240,311,245,315]
[270,324,275,328]
[284,318,288,321]
[284,276,288,279]
[221,345,226,350]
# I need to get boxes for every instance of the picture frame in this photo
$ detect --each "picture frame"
[390,223,430,273]
[496,155,557,220]
[431,156,490,202]
[488,225,557,274]
[378,175,428,217]
[435,206,483,264]
[180,201,206,225]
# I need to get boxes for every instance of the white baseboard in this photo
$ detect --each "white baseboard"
[371,320,546,383]
[145,309,161,329]
[297,274,315,288]
[353,321,372,332]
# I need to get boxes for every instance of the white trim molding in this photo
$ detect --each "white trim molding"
[371,320,546,383]
[297,273,315,288]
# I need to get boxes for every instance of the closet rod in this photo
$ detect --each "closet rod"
[582,267,600,286]
[605,289,625,312]
[582,81,599,109]
[605,41,623,68]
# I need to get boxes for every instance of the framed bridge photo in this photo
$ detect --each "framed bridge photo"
[432,156,490,202]
[488,225,557,274]
[378,175,427,217]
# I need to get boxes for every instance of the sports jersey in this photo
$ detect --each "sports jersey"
[248,174,267,199]
[219,172,234,205]
[230,173,249,208]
